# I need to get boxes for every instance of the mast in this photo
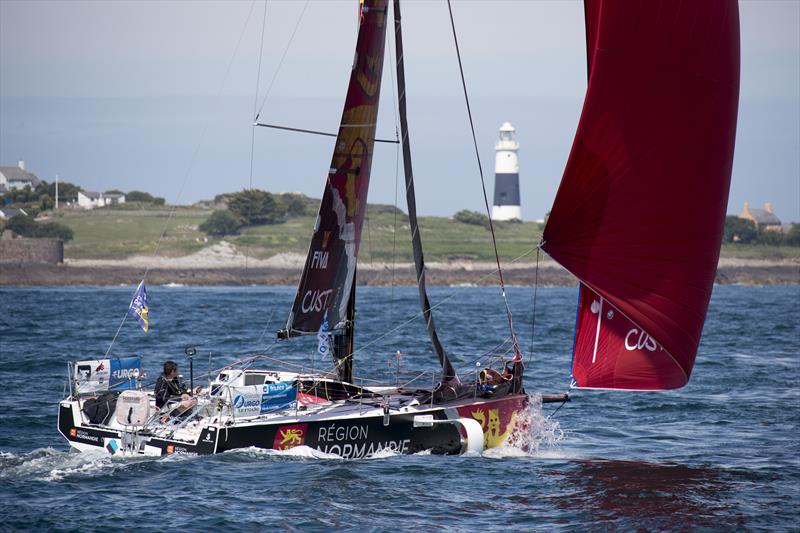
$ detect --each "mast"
[392,0,457,382]
[331,269,356,383]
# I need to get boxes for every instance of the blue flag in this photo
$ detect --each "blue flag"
[316,311,330,358]
[128,280,149,333]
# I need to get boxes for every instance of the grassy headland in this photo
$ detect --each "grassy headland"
[52,204,548,264]
[42,204,800,264]
[2,204,797,286]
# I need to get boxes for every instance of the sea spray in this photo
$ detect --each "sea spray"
[490,393,565,457]
[0,447,153,482]
[224,445,341,461]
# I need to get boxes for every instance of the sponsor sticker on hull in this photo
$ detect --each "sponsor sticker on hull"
[314,422,411,458]
[165,444,198,457]
[104,437,120,455]
[274,423,308,450]
[261,382,298,413]
[232,390,262,417]
[69,427,102,445]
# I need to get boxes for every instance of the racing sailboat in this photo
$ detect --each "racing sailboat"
[58,0,740,457]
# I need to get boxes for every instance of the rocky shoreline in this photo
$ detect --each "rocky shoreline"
[1,259,797,287]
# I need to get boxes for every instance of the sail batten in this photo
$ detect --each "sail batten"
[283,0,388,338]
[543,0,740,390]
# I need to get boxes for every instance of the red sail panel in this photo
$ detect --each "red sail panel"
[582,0,601,78]
[543,0,740,389]
[285,0,387,336]
[571,283,686,390]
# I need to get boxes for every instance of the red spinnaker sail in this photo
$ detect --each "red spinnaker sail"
[285,0,387,336]
[543,1,740,390]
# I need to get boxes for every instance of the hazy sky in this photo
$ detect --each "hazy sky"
[1,0,798,221]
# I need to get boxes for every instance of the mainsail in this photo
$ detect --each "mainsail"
[542,0,740,390]
[284,0,388,337]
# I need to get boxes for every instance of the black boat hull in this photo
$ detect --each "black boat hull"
[58,393,539,458]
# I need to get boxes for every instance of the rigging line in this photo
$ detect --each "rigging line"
[103,0,258,358]
[446,0,521,358]
[386,0,401,305]
[390,139,400,304]
[253,0,311,121]
[250,0,268,190]
[253,122,399,144]
[245,0,268,273]
[549,398,569,419]
[283,242,536,356]
[456,336,513,375]
[527,246,541,365]
[255,302,279,350]
[349,245,538,360]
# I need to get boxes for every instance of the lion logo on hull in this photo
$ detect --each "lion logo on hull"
[274,423,308,450]
[471,407,516,448]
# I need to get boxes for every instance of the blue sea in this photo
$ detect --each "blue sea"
[0,284,798,532]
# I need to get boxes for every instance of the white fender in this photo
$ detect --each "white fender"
[412,415,486,454]
[453,417,485,455]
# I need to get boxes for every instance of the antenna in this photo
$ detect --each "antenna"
[185,347,197,393]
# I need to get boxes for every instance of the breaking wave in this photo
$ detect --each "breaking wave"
[0,447,155,482]
[484,393,565,459]
[224,445,342,461]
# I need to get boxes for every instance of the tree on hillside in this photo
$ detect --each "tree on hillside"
[6,214,37,236]
[1,180,82,206]
[44,181,82,204]
[38,194,54,211]
[757,228,785,245]
[275,193,308,218]
[785,224,800,246]
[199,210,241,236]
[454,209,489,228]
[227,189,282,225]
[126,190,165,205]
[1,185,37,205]
[723,215,757,244]
[5,214,73,240]
[213,193,232,205]
[127,190,154,202]
[33,221,74,240]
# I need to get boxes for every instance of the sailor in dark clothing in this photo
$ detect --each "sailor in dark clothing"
[154,361,189,409]
[153,361,201,422]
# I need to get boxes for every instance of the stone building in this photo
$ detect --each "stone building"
[739,202,782,232]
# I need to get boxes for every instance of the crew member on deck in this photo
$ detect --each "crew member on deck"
[154,361,198,416]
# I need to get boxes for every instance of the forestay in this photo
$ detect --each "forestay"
[543,0,740,390]
[284,0,388,336]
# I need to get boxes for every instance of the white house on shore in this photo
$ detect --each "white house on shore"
[0,161,41,193]
[77,191,126,209]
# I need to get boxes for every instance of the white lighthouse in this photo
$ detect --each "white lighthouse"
[491,122,521,221]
